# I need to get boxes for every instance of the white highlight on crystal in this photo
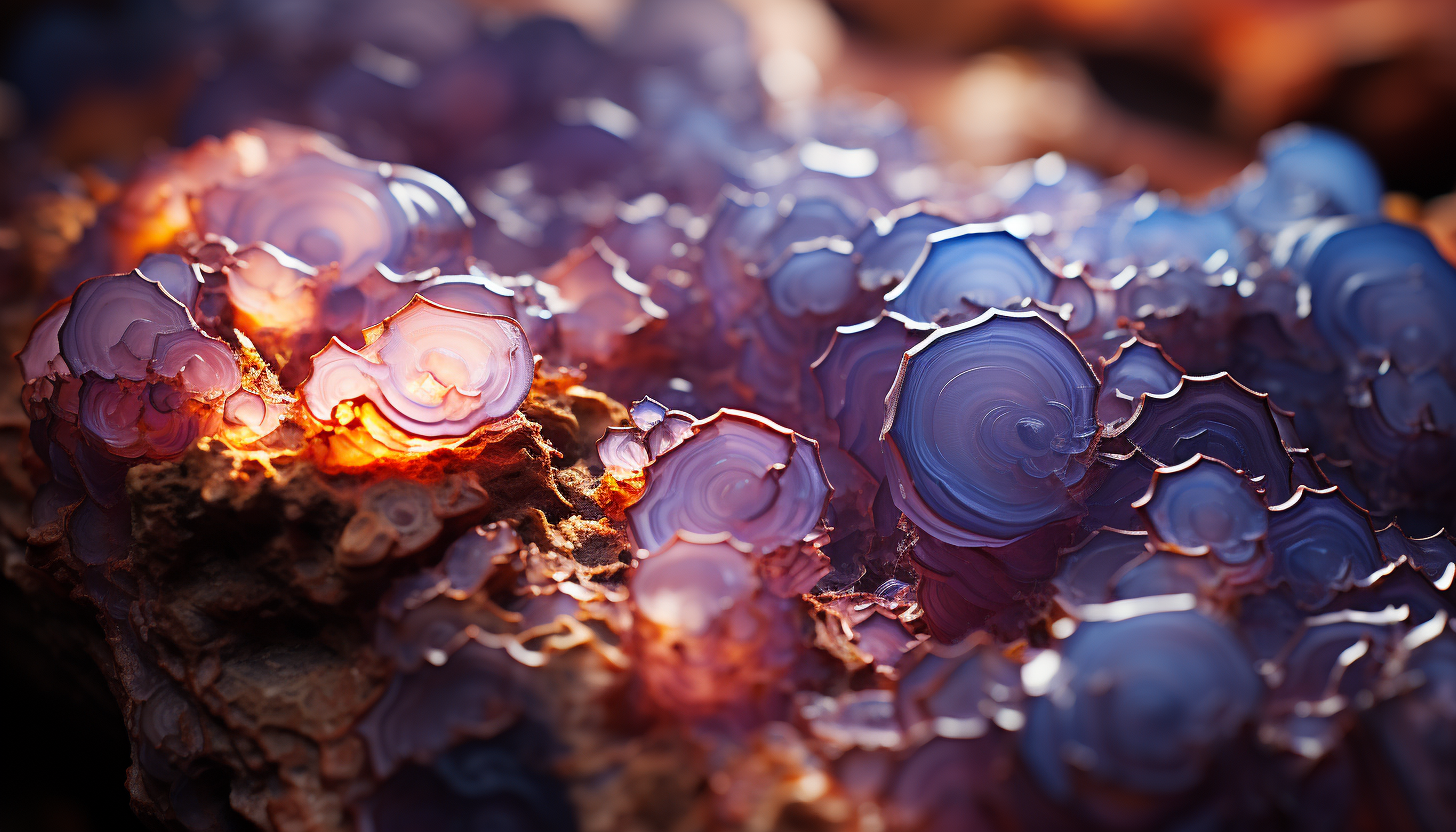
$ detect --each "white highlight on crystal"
[1033,152,1067,187]
[933,716,988,738]
[1020,649,1062,696]
[993,708,1026,731]
[352,43,423,88]
[799,141,879,178]
[1110,264,1138,290]
[1306,604,1410,628]
[760,48,820,100]
[1335,638,1369,668]
[1050,617,1078,639]
[560,98,640,139]
[1074,593,1197,622]
[1436,561,1455,591]
[1402,610,1449,651]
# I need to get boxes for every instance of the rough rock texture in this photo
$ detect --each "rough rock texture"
[4,373,726,831]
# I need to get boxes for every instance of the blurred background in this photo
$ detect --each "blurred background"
[2,0,1455,829]
[4,0,1456,288]
[4,0,1456,192]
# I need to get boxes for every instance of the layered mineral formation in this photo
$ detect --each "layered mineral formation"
[6,3,1456,832]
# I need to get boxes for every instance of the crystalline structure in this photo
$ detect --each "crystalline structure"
[1232,124,1384,233]
[885,225,1095,332]
[595,395,694,478]
[626,409,831,555]
[1021,611,1260,826]
[1095,335,1184,427]
[1134,454,1268,566]
[1265,485,1386,607]
[11,2,1456,831]
[113,124,473,287]
[628,533,811,719]
[765,238,861,319]
[882,310,1100,547]
[301,295,533,445]
[1109,373,1303,504]
[853,207,959,291]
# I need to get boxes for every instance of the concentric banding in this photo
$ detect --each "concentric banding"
[882,310,1099,546]
[1052,529,1154,606]
[1371,369,1456,434]
[203,152,401,285]
[1267,617,1398,712]
[644,413,694,458]
[78,377,146,457]
[223,389,286,437]
[765,240,859,317]
[763,197,858,262]
[1134,455,1267,564]
[417,272,517,319]
[360,480,442,555]
[200,150,472,287]
[854,210,958,291]
[1297,221,1456,376]
[885,227,1059,325]
[1265,486,1384,607]
[149,329,242,401]
[598,426,650,476]
[59,272,198,381]
[1375,527,1456,585]
[78,377,200,459]
[627,410,831,554]
[1047,274,1097,334]
[1021,611,1259,799]
[137,253,204,310]
[1117,206,1242,268]
[1082,451,1160,532]
[355,644,522,781]
[300,295,533,438]
[1097,337,1184,427]
[18,300,70,383]
[1112,373,1297,505]
[810,312,934,480]
[1234,124,1382,232]
[224,242,319,330]
[383,164,476,272]
[630,534,757,636]
[540,243,664,365]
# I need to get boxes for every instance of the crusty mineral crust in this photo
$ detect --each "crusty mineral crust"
[8,375,725,832]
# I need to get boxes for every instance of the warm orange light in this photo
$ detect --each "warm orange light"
[115,183,193,269]
[401,370,451,406]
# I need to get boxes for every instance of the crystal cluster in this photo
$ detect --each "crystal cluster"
[10,1,1456,831]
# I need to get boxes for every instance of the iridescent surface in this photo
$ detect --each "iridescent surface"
[196,134,473,286]
[1021,612,1260,810]
[627,410,831,554]
[11,3,1456,830]
[1112,373,1300,504]
[811,312,934,482]
[1135,454,1267,564]
[301,295,532,441]
[883,310,1099,546]
[885,226,1065,325]
[1266,486,1385,607]
[1096,336,1183,427]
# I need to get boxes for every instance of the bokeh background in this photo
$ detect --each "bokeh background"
[2,0,1455,829]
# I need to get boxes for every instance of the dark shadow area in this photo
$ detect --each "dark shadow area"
[1082,51,1220,136]
[0,579,148,832]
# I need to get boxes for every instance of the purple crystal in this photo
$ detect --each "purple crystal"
[882,310,1099,547]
